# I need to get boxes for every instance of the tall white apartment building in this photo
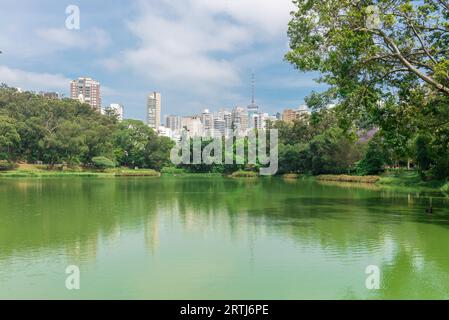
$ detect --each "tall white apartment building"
[201,109,214,137]
[147,92,161,130]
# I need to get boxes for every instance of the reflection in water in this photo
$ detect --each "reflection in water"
[0,177,448,299]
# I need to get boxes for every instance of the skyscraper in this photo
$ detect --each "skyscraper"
[70,77,101,112]
[147,92,161,129]
[201,109,214,137]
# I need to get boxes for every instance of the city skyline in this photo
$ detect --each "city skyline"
[0,0,327,122]
[9,75,310,131]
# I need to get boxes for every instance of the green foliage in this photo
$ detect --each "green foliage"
[278,143,307,174]
[231,170,258,178]
[441,182,449,193]
[161,167,186,175]
[414,134,433,171]
[0,86,173,171]
[113,120,174,170]
[356,137,386,175]
[91,156,115,170]
[274,110,365,175]
[317,175,380,184]
[286,0,449,180]
[0,116,20,160]
[432,157,449,180]
[115,169,160,177]
[286,0,449,101]
[0,160,17,171]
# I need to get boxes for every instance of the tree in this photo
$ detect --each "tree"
[114,119,174,170]
[278,143,308,174]
[92,156,115,171]
[0,116,20,160]
[356,136,386,175]
[286,0,449,100]
[286,0,449,178]
[414,134,433,171]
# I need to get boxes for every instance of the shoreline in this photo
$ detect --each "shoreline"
[1,168,447,194]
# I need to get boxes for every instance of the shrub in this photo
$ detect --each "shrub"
[414,134,433,171]
[356,138,385,175]
[115,169,160,177]
[91,156,115,171]
[317,174,380,184]
[161,167,186,175]
[0,160,17,171]
[283,173,300,179]
[441,182,449,193]
[231,170,258,178]
[431,157,449,180]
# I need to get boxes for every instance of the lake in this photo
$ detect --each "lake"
[0,177,448,299]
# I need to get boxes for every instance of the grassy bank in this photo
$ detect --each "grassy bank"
[317,174,380,184]
[114,169,160,177]
[0,164,226,178]
[230,170,258,178]
[377,171,447,191]
[0,164,160,178]
[316,171,448,192]
[283,173,301,179]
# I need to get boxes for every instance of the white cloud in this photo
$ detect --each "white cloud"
[0,65,70,92]
[35,27,111,51]
[103,0,295,95]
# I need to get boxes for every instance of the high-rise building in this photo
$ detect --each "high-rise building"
[105,103,124,121]
[282,106,311,123]
[213,118,226,137]
[232,106,248,135]
[252,112,269,130]
[222,112,233,137]
[181,116,203,137]
[201,109,214,136]
[282,109,297,123]
[166,115,181,132]
[70,77,101,112]
[147,92,161,130]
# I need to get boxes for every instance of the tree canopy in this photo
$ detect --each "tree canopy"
[286,0,449,179]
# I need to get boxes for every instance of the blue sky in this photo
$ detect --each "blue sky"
[0,0,325,121]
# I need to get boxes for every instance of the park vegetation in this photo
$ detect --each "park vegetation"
[0,85,174,172]
[283,0,449,182]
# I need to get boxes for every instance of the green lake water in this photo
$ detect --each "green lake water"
[0,177,448,299]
